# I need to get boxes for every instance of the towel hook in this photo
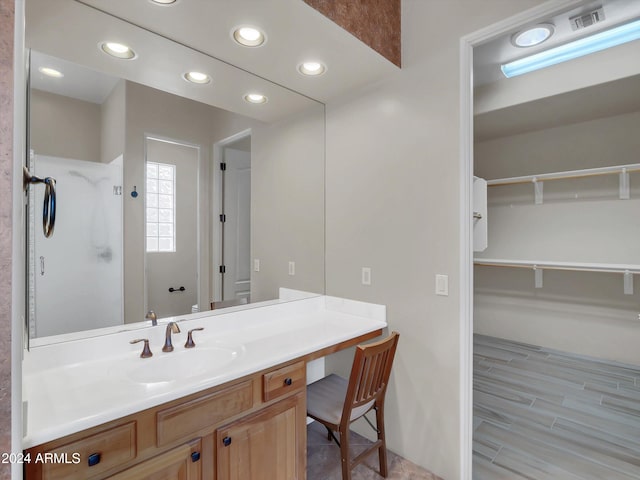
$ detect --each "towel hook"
[23,166,56,238]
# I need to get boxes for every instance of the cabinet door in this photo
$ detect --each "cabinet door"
[107,438,201,480]
[216,393,305,480]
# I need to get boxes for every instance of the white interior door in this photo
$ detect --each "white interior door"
[222,147,251,302]
[145,138,198,318]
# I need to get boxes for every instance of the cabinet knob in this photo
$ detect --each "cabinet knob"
[284,377,293,386]
[87,452,101,467]
[191,451,201,462]
[223,436,232,447]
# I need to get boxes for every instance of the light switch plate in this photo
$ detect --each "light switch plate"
[435,274,449,296]
[362,267,371,286]
[288,261,295,276]
[254,259,260,272]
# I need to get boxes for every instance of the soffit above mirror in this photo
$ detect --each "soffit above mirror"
[75,0,399,103]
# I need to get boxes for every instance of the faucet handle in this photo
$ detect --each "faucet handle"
[185,327,204,348]
[130,338,153,358]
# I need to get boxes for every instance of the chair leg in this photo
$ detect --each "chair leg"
[339,428,352,480]
[326,425,332,442]
[376,407,388,477]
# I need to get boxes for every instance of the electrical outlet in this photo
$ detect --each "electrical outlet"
[288,261,295,276]
[362,267,371,286]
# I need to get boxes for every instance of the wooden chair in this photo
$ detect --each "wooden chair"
[210,297,248,310]
[306,331,400,480]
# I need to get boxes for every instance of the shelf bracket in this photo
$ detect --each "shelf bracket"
[620,168,630,200]
[533,266,543,289]
[532,178,543,205]
[624,271,633,295]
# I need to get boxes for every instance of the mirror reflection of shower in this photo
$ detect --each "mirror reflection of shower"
[28,154,123,338]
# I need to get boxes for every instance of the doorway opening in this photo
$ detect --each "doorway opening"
[213,129,252,306]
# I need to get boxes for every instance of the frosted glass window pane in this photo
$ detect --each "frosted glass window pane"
[159,180,173,194]
[158,223,173,237]
[146,161,175,252]
[146,208,158,222]
[158,194,172,209]
[158,238,173,252]
[158,165,173,180]
[159,208,172,223]
[147,178,158,194]
[146,163,158,179]
[147,238,158,252]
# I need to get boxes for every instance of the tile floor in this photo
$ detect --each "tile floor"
[307,421,442,480]
[473,334,640,479]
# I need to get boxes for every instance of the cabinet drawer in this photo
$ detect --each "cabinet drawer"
[263,361,305,402]
[42,422,136,480]
[157,380,253,447]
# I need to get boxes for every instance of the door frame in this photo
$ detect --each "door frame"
[143,133,202,315]
[458,1,586,477]
[212,129,252,303]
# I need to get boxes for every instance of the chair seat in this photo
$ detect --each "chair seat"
[307,374,374,426]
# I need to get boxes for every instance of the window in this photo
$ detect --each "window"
[146,162,175,252]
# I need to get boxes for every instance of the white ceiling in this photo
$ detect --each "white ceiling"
[25,0,398,123]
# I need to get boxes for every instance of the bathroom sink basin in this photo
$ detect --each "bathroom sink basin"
[126,344,243,385]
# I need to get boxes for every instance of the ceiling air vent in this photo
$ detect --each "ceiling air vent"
[570,7,605,30]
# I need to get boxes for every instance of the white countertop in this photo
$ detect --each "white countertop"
[22,294,386,448]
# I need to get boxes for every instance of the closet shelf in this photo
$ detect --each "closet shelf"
[474,258,640,274]
[486,163,640,187]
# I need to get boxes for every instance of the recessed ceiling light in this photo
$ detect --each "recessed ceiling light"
[298,61,326,76]
[183,71,211,84]
[244,93,268,104]
[38,66,64,78]
[100,42,136,59]
[511,24,554,48]
[150,0,177,4]
[232,26,266,47]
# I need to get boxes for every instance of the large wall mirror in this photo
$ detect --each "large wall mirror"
[25,0,325,345]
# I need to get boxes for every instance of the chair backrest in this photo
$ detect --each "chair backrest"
[211,298,248,310]
[341,331,400,426]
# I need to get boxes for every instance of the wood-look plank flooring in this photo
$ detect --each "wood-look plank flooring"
[473,334,640,480]
[307,421,442,480]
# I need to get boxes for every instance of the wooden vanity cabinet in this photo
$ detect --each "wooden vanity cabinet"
[216,393,305,480]
[24,360,307,480]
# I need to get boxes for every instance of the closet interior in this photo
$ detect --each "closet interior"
[471,69,640,479]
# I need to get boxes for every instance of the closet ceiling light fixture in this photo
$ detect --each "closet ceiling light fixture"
[100,42,136,60]
[232,26,266,47]
[38,67,64,78]
[502,18,640,78]
[511,24,554,47]
[184,71,211,84]
[244,93,268,104]
[150,0,177,4]
[298,61,326,76]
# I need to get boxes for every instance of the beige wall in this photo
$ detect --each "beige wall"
[30,89,101,162]
[323,1,543,478]
[251,105,326,301]
[475,110,640,364]
[100,79,125,164]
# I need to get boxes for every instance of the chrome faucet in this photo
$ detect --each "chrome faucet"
[162,321,181,352]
